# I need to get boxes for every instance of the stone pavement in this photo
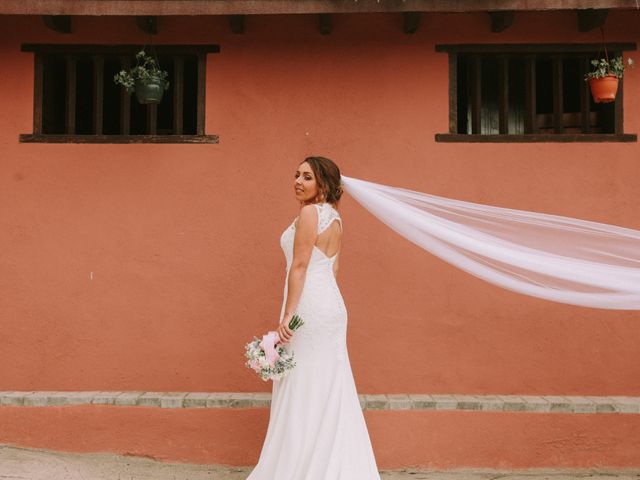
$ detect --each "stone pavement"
[2,444,640,480]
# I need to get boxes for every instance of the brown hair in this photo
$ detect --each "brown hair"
[300,156,344,208]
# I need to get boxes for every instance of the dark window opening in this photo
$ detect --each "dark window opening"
[456,52,618,135]
[20,44,219,143]
[43,53,198,135]
[437,43,636,142]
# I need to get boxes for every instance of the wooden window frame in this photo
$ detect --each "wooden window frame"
[435,43,637,143]
[20,44,220,144]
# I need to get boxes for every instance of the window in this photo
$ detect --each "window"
[20,44,220,143]
[435,43,637,142]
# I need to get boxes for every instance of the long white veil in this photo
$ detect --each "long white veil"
[340,175,640,311]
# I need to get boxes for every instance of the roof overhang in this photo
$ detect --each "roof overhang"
[1,0,639,16]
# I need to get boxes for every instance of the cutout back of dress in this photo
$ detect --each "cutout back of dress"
[284,202,342,266]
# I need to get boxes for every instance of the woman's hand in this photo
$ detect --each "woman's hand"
[277,313,295,344]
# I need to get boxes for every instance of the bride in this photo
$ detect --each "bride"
[247,153,640,478]
[246,156,381,479]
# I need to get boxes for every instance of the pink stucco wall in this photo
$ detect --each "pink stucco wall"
[1,406,640,469]
[1,10,639,397]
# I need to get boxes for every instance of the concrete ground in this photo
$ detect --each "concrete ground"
[1,444,640,480]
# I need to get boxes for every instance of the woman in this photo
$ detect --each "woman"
[246,156,381,479]
[247,154,640,478]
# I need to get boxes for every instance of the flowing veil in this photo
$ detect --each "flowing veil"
[340,175,640,311]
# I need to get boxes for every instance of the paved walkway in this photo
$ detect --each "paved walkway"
[2,444,640,480]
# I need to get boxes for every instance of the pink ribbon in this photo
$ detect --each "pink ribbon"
[259,331,281,368]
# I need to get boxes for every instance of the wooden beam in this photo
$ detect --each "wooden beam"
[436,43,636,53]
[488,11,514,33]
[434,133,637,143]
[448,52,457,134]
[22,44,220,55]
[33,53,44,134]
[524,56,537,134]
[403,12,421,34]
[119,56,131,135]
[147,104,157,135]
[614,73,624,134]
[464,55,472,134]
[42,15,71,33]
[42,56,55,134]
[498,56,509,134]
[4,1,639,16]
[229,14,245,33]
[319,13,332,35]
[552,55,564,134]
[173,56,184,135]
[65,55,76,135]
[196,52,206,136]
[580,57,592,133]
[135,16,157,35]
[577,8,608,32]
[92,55,104,135]
[19,134,220,144]
[470,56,481,134]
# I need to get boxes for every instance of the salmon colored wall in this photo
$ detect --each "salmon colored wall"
[1,406,640,469]
[1,11,639,397]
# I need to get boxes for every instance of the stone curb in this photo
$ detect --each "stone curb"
[1,391,639,413]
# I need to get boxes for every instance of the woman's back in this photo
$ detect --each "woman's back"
[283,202,343,273]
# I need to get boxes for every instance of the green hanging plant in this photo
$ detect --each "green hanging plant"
[584,55,634,81]
[583,54,634,103]
[113,49,170,104]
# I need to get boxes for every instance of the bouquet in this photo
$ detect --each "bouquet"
[244,314,305,381]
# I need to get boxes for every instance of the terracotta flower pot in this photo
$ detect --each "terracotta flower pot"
[588,75,619,104]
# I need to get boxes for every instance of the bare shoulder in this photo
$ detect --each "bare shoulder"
[295,204,319,231]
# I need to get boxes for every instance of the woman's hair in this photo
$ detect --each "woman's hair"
[300,156,344,207]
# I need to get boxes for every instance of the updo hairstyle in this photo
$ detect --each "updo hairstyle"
[301,156,344,208]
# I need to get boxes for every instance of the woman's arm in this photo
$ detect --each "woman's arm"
[277,204,318,344]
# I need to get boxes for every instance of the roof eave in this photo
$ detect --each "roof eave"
[1,0,639,16]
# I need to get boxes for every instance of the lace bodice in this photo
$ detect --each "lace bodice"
[314,202,343,235]
[280,202,342,269]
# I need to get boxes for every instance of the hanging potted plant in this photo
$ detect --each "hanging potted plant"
[584,55,634,104]
[113,49,170,104]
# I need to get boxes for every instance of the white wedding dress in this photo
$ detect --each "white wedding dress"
[246,201,381,480]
